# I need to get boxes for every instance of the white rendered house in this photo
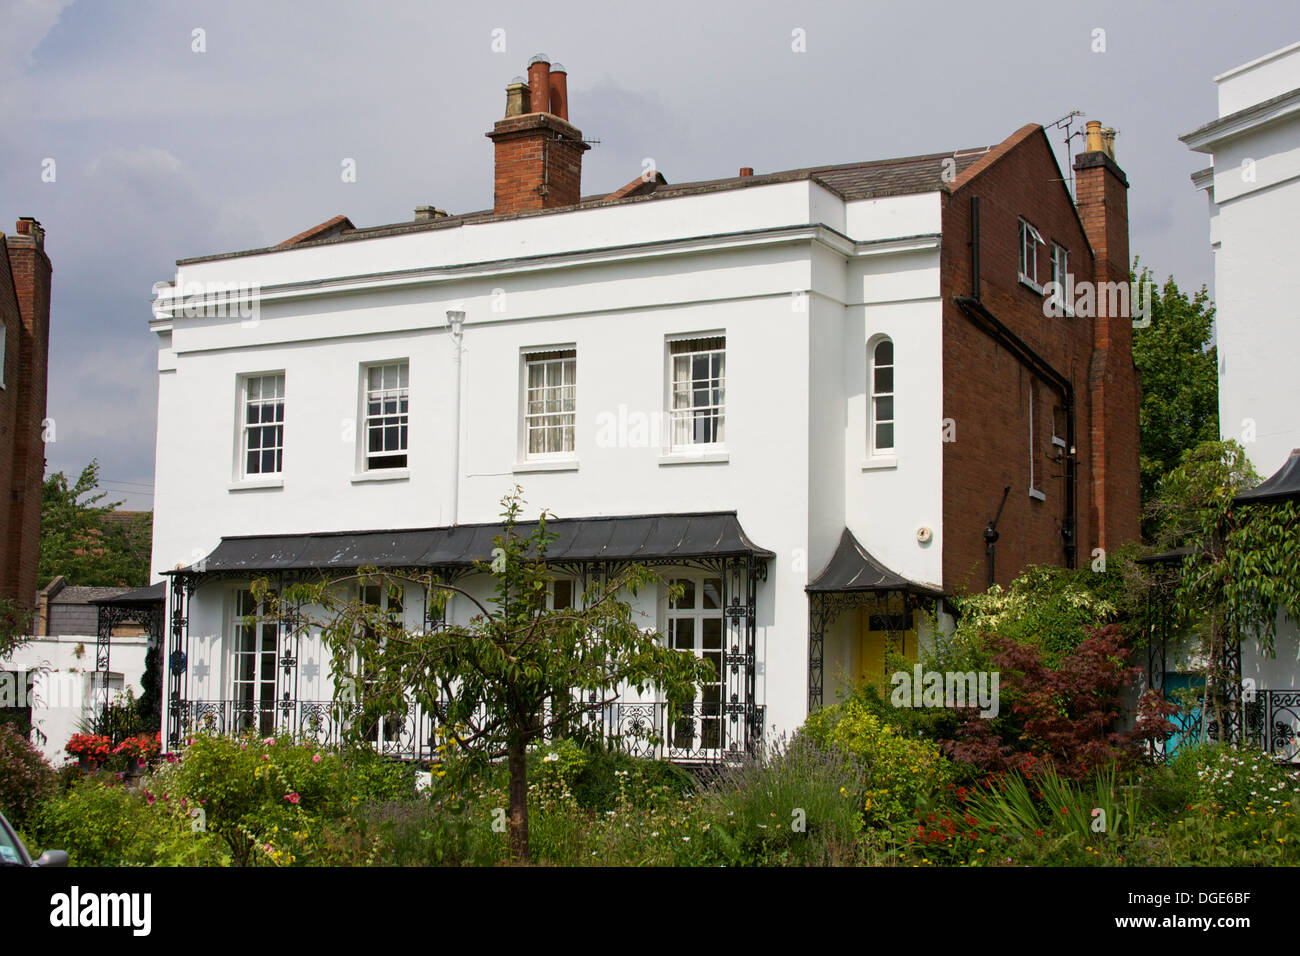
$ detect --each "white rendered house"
[149,57,1140,761]
[1181,41,1300,756]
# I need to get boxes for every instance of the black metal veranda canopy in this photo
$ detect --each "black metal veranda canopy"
[805,528,943,596]
[88,581,168,606]
[1234,449,1300,507]
[165,511,774,576]
[806,528,941,595]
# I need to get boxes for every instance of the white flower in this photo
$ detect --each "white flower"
[542,752,559,763]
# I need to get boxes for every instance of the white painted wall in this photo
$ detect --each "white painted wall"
[1188,42,1300,694]
[4,635,150,765]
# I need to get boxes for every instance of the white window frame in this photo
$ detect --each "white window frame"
[229,587,279,736]
[521,347,577,460]
[237,372,285,479]
[869,336,896,458]
[1029,380,1045,501]
[666,334,726,452]
[357,582,406,747]
[1049,243,1073,315]
[661,573,726,753]
[360,360,410,472]
[1019,219,1045,292]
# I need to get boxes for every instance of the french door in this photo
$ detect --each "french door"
[666,575,725,755]
[232,588,277,736]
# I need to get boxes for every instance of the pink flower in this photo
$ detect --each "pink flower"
[312,754,321,763]
[144,790,156,806]
[284,792,300,805]
[262,754,270,761]
[137,757,147,768]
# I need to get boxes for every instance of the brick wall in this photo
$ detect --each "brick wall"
[0,219,52,614]
[1074,151,1142,551]
[940,125,1130,593]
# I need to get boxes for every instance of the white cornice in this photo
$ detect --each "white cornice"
[151,224,941,322]
[1180,87,1300,152]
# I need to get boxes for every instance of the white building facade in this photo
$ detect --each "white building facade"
[150,58,1137,762]
[1182,41,1300,747]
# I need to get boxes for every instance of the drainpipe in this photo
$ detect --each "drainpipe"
[447,310,465,526]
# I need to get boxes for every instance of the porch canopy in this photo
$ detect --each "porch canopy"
[88,581,167,732]
[167,511,774,576]
[807,529,943,597]
[805,528,943,712]
[1234,448,1300,507]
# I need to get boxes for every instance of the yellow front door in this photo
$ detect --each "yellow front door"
[855,596,917,687]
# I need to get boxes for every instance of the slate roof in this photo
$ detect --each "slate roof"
[176,147,991,265]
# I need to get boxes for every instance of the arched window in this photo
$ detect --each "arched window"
[870,338,894,455]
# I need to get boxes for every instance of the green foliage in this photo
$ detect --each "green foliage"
[802,688,954,826]
[944,563,1125,665]
[532,739,694,812]
[965,764,1140,844]
[0,723,57,829]
[695,734,868,865]
[1147,440,1300,742]
[1130,263,1219,523]
[39,460,151,587]
[268,488,711,861]
[0,599,34,662]
[28,776,227,866]
[157,731,413,865]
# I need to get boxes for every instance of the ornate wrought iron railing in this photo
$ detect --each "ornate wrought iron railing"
[1153,688,1300,764]
[173,697,765,765]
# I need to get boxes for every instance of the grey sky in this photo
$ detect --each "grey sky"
[3,0,1295,511]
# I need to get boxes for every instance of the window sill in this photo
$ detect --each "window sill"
[513,459,579,473]
[1019,275,1044,295]
[861,456,899,471]
[351,469,410,484]
[228,477,283,491]
[659,450,729,466]
[1028,488,1046,502]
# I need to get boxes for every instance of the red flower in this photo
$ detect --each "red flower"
[284,792,300,805]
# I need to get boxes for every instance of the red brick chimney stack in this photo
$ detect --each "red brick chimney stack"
[1,217,52,614]
[487,55,589,215]
[1073,121,1141,551]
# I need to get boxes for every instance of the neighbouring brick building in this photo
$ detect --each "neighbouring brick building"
[149,56,1142,759]
[0,217,52,617]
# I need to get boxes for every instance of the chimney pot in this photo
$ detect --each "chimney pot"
[527,55,551,114]
[739,167,754,177]
[1085,120,1103,154]
[548,62,568,121]
[414,205,448,221]
[1100,126,1116,160]
[504,79,530,117]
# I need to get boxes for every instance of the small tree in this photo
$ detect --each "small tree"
[1148,440,1300,742]
[39,460,150,587]
[264,490,711,861]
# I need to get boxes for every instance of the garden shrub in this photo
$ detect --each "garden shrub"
[0,723,56,830]
[694,733,868,865]
[28,776,227,866]
[532,739,695,812]
[948,625,1173,779]
[158,731,415,865]
[803,689,954,826]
